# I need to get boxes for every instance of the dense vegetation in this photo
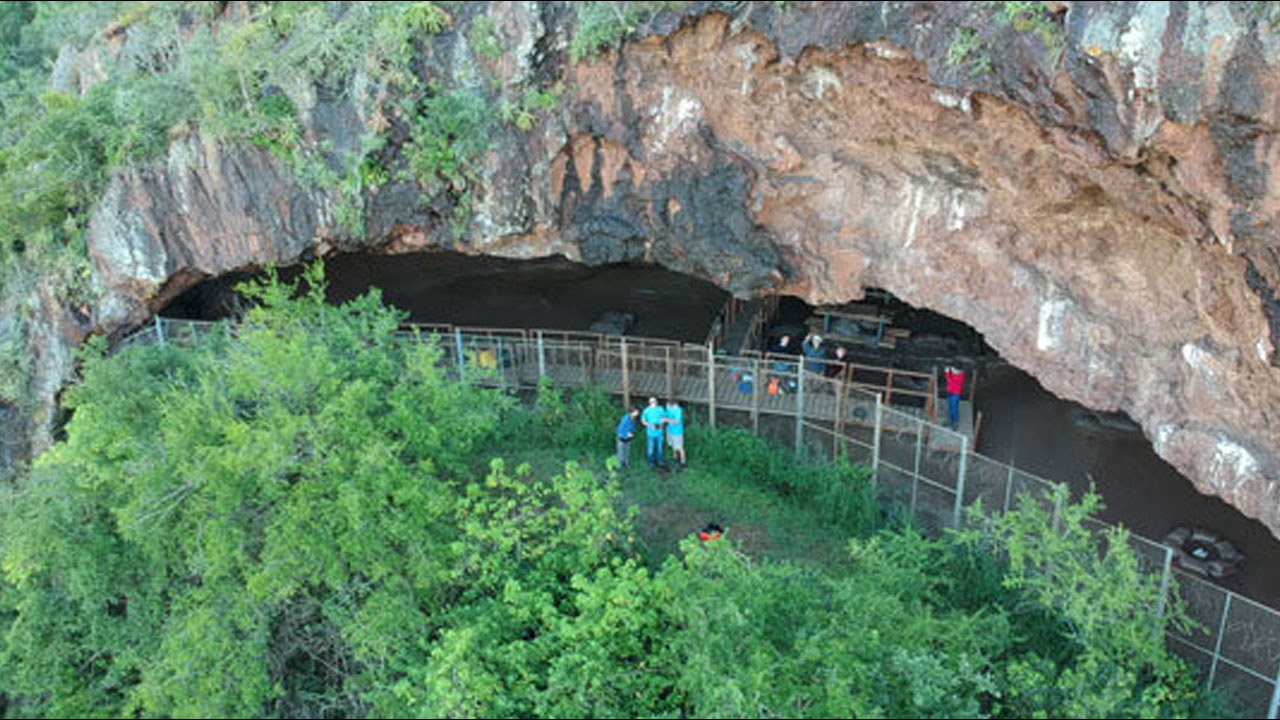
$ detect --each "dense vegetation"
[0,268,1217,717]
[0,0,559,406]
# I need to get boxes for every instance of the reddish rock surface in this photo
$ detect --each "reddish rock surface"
[55,4,1280,537]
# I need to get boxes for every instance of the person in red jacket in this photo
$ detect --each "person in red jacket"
[944,365,965,430]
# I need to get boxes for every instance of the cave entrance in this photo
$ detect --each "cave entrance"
[163,259,1280,607]
[742,289,1280,607]
[162,250,730,344]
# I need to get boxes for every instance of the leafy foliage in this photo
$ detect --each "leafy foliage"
[403,86,492,194]
[498,81,563,132]
[947,26,991,74]
[0,266,506,716]
[0,1,457,403]
[570,1,687,63]
[0,1,452,301]
[0,268,1213,717]
[469,14,501,61]
[991,0,1062,53]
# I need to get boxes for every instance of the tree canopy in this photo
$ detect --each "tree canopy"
[0,267,1213,717]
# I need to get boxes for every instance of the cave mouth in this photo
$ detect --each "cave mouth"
[161,250,731,344]
[752,290,1280,608]
[160,253,1280,608]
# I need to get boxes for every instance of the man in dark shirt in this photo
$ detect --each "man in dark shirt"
[615,407,640,469]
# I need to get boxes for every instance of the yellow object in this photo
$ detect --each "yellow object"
[477,349,497,369]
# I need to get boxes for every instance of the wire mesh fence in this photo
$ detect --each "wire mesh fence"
[108,317,1280,715]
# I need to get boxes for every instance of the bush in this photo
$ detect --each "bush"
[403,87,492,193]
[570,2,686,63]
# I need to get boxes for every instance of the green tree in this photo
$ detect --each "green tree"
[0,266,1212,718]
[0,265,505,716]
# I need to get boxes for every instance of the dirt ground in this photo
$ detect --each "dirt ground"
[975,362,1280,607]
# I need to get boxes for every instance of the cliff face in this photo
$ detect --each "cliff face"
[30,3,1280,535]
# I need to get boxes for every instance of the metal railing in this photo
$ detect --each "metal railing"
[114,316,1280,716]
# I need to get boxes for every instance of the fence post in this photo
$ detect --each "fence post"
[751,358,761,436]
[454,328,466,382]
[665,347,674,401]
[1207,593,1232,691]
[155,315,164,347]
[954,434,969,528]
[871,392,883,499]
[1156,545,1174,620]
[834,373,847,437]
[1267,660,1280,719]
[1004,462,1015,513]
[496,338,506,390]
[794,367,805,455]
[536,330,546,381]
[911,414,922,517]
[621,338,631,410]
[707,345,716,428]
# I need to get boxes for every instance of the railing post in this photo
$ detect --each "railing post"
[495,338,506,390]
[751,358,761,436]
[454,328,466,382]
[1207,593,1232,691]
[794,367,805,455]
[536,330,546,381]
[707,345,716,428]
[1267,658,1280,719]
[665,347,674,401]
[155,315,164,347]
[1004,462,1015,513]
[834,371,847,437]
[1156,545,1174,620]
[872,392,883,499]
[621,338,631,410]
[954,434,969,528]
[910,414,922,516]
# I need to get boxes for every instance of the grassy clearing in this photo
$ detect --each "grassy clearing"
[497,422,874,572]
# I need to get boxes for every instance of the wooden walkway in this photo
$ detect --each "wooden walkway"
[130,317,976,448]
[479,346,969,448]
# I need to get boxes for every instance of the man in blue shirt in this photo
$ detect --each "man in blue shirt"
[615,406,639,470]
[665,399,686,468]
[641,396,666,468]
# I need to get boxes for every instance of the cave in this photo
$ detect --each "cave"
[163,250,730,343]
[752,291,1280,607]
[161,252,1280,609]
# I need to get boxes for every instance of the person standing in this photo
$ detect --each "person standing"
[802,333,826,375]
[769,333,799,393]
[944,365,965,430]
[615,406,640,470]
[665,399,686,469]
[641,396,666,468]
[825,345,848,379]
[770,333,795,356]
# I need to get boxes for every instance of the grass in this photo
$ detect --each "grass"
[494,420,876,572]
[620,460,859,569]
